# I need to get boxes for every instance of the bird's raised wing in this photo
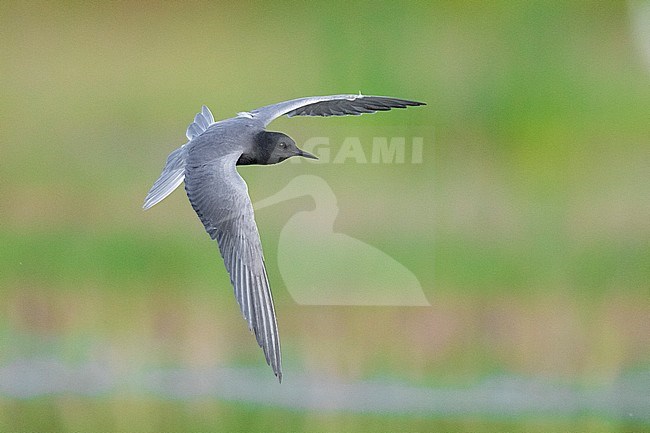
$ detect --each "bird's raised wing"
[243,93,425,127]
[143,106,215,210]
[184,153,282,381]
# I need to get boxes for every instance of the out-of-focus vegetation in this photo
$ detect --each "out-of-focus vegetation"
[1,1,649,431]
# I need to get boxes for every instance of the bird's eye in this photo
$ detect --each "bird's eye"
[279,142,287,148]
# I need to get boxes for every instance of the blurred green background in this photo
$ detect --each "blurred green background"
[1,1,649,431]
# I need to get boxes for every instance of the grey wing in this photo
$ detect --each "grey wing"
[184,155,282,381]
[247,93,425,126]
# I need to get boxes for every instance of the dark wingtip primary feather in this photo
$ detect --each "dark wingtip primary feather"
[251,94,425,125]
[284,95,426,118]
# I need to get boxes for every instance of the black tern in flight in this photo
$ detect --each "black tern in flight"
[143,94,425,381]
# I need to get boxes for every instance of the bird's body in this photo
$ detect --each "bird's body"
[144,94,425,381]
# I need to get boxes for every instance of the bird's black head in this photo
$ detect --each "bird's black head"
[243,131,317,165]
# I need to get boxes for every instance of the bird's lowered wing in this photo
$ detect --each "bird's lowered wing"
[244,93,425,127]
[184,154,282,381]
[143,106,215,210]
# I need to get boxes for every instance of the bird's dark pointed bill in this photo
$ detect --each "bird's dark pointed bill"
[298,149,318,159]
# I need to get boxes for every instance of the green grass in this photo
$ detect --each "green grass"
[3,228,647,298]
[2,398,647,433]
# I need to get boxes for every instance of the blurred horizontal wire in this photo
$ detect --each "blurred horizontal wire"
[0,356,648,423]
